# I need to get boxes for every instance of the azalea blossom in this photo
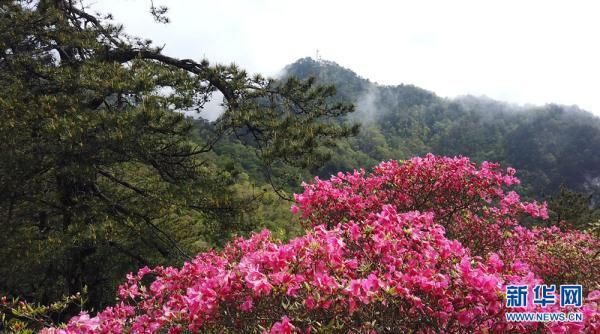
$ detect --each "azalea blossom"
[41,155,599,333]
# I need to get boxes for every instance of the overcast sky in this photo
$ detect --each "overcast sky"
[93,0,600,116]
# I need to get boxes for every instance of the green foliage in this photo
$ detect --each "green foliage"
[283,57,600,202]
[548,185,600,230]
[1,290,87,333]
[2,1,599,322]
[0,1,355,312]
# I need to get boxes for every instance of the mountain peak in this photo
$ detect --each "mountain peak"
[282,57,374,100]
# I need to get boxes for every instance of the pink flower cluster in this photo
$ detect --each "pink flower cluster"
[43,155,599,333]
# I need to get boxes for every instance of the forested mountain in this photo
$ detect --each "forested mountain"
[281,57,600,201]
[2,2,599,332]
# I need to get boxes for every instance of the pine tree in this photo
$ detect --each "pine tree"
[548,185,600,230]
[0,0,357,310]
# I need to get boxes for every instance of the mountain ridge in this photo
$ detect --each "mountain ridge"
[281,57,600,200]
[284,57,598,118]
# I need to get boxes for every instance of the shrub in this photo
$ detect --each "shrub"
[40,155,600,333]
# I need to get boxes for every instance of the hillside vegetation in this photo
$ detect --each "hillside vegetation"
[1,1,599,332]
[279,57,600,201]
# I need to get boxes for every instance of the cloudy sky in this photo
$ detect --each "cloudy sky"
[93,0,600,115]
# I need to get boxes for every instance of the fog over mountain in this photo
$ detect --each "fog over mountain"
[279,57,600,200]
[93,0,600,117]
[4,3,599,330]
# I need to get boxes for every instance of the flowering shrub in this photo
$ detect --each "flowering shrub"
[293,155,599,289]
[41,155,599,333]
